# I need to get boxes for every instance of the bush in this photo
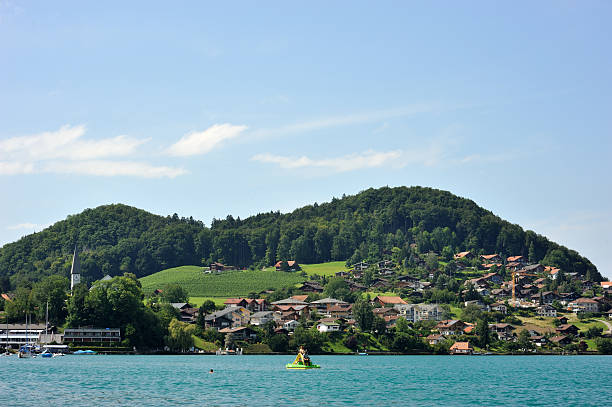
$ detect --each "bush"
[269,334,289,352]
[595,338,612,354]
[244,343,272,354]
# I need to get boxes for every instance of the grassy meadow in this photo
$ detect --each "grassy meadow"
[140,265,303,298]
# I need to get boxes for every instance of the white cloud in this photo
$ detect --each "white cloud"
[7,223,39,230]
[0,125,185,178]
[43,160,188,178]
[168,123,248,156]
[252,148,443,173]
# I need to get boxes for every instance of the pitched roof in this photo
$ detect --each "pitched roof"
[571,298,598,304]
[271,298,308,305]
[507,256,525,262]
[454,251,472,258]
[291,295,309,302]
[450,341,472,350]
[480,254,500,260]
[374,296,407,305]
[601,282,612,288]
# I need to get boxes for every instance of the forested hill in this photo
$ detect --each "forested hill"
[0,186,602,289]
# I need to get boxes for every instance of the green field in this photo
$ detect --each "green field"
[262,261,348,277]
[189,297,228,307]
[140,266,304,297]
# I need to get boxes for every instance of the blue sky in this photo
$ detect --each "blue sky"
[0,2,610,278]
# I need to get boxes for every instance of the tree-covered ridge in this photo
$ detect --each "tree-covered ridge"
[0,186,602,289]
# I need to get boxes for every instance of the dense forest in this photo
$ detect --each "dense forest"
[0,186,602,290]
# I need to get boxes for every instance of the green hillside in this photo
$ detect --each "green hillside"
[0,186,603,290]
[139,266,304,297]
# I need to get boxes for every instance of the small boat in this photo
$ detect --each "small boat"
[73,349,97,355]
[40,350,53,358]
[286,347,320,369]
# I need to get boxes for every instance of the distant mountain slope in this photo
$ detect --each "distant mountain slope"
[0,186,602,288]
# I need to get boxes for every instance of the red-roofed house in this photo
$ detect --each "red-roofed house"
[275,261,300,271]
[568,298,600,313]
[454,251,474,260]
[601,282,612,294]
[372,296,407,307]
[450,341,473,355]
[480,254,502,263]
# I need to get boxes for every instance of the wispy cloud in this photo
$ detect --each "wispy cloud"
[252,146,446,173]
[168,123,248,156]
[7,222,39,230]
[0,125,186,178]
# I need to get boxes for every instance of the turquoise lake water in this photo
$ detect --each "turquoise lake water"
[1,355,610,406]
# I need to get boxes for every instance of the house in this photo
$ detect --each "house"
[483,272,503,285]
[274,260,300,272]
[489,323,513,335]
[310,297,348,313]
[209,262,232,272]
[328,304,353,319]
[218,326,258,341]
[205,307,250,330]
[426,334,447,345]
[548,268,562,280]
[556,316,569,325]
[480,254,503,263]
[529,335,547,347]
[282,320,299,332]
[1,293,14,302]
[601,281,612,294]
[63,328,121,344]
[464,300,490,312]
[505,262,523,271]
[249,311,275,326]
[171,302,199,323]
[550,335,572,346]
[522,264,544,274]
[335,271,350,278]
[353,261,369,272]
[490,302,508,315]
[556,324,579,337]
[372,296,407,307]
[394,304,442,322]
[298,281,324,293]
[436,320,467,336]
[291,295,309,302]
[244,298,269,312]
[536,305,557,317]
[373,307,399,318]
[316,321,341,333]
[506,256,527,265]
[568,298,600,313]
[224,298,249,308]
[531,291,556,305]
[449,341,473,355]
[454,251,474,260]
[370,278,392,289]
[345,280,367,292]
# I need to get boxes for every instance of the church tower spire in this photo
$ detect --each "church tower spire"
[70,245,81,290]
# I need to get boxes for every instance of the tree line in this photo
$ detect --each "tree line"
[0,186,602,289]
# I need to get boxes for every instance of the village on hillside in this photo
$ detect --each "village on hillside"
[3,249,610,355]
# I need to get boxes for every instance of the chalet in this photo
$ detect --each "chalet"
[480,254,503,263]
[555,324,579,337]
[205,307,250,330]
[506,262,523,271]
[316,321,341,333]
[530,291,556,305]
[601,282,612,294]
[436,320,467,336]
[274,305,310,318]
[171,303,198,323]
[454,251,474,260]
[397,275,419,283]
[450,341,473,355]
[345,280,367,291]
[373,307,399,318]
[218,326,258,341]
[529,335,547,347]
[291,295,309,302]
[373,296,407,307]
[335,271,350,278]
[384,315,400,328]
[483,263,503,270]
[548,268,561,280]
[483,272,503,285]
[370,278,391,289]
[298,281,324,293]
[491,288,511,299]
[550,335,572,346]
[568,298,600,313]
[310,298,348,313]
[489,323,513,335]
[536,305,557,317]
[275,260,300,272]
[209,262,228,272]
[249,311,275,326]
[224,298,249,308]
[353,262,369,272]
[522,264,544,274]
[490,302,508,315]
[328,304,353,319]
[506,256,527,265]
[244,298,268,312]
[378,260,395,269]
[426,334,447,345]
[581,280,594,290]
[271,298,309,306]
[556,316,569,325]
[283,320,299,331]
